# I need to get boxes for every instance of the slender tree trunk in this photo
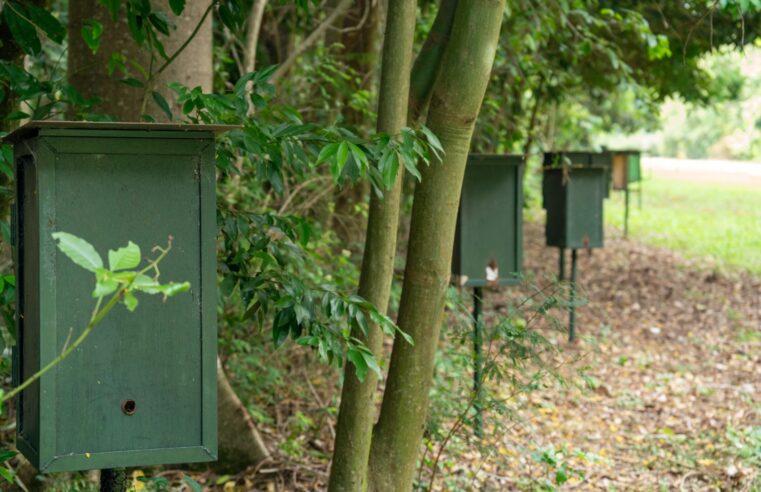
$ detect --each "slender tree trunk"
[67,0,270,470]
[367,1,505,490]
[327,0,416,490]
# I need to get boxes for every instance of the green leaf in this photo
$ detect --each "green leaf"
[336,141,349,169]
[123,290,138,311]
[403,151,422,181]
[132,276,190,297]
[158,281,191,297]
[169,0,186,15]
[26,5,66,43]
[81,19,104,54]
[346,348,368,382]
[152,91,173,120]
[132,274,160,293]
[182,475,203,492]
[0,450,16,464]
[6,111,29,121]
[119,77,144,88]
[361,350,381,378]
[0,467,13,484]
[148,12,171,35]
[108,241,141,271]
[348,142,368,172]
[52,232,103,272]
[420,126,444,160]
[93,269,119,298]
[316,142,339,164]
[3,4,41,55]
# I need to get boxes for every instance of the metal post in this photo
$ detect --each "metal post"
[569,249,578,343]
[472,286,484,438]
[558,247,565,281]
[624,187,630,238]
[100,469,127,492]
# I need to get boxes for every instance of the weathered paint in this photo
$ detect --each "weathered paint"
[9,122,223,472]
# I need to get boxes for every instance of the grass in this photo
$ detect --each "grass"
[604,176,761,275]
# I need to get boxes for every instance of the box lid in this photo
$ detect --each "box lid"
[3,120,240,144]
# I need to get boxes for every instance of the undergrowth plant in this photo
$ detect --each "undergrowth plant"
[417,278,585,491]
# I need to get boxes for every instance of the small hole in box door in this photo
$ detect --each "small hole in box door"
[121,399,137,416]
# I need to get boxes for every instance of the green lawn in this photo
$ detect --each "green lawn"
[604,177,761,275]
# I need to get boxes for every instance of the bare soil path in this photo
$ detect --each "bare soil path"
[472,223,761,490]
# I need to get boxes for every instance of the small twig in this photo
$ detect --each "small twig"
[156,1,219,76]
[270,0,353,83]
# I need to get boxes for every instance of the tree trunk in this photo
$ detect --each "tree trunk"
[327,0,416,490]
[216,362,270,470]
[68,0,213,121]
[367,1,505,490]
[67,0,270,470]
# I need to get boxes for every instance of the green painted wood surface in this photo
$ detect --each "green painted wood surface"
[542,166,605,249]
[12,126,218,472]
[452,154,523,287]
[627,152,642,183]
[544,151,611,200]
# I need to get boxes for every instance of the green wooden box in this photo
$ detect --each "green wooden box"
[542,164,605,250]
[543,152,611,199]
[7,122,230,472]
[452,154,523,287]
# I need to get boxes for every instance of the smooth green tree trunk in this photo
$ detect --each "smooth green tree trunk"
[367,1,505,490]
[327,1,417,490]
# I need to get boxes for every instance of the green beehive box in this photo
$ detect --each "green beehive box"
[452,154,523,287]
[7,121,230,472]
[543,152,610,200]
[542,164,605,249]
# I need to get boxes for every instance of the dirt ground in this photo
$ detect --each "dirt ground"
[465,223,761,490]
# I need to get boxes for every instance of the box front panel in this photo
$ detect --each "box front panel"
[458,159,521,286]
[627,153,641,182]
[42,136,213,468]
[566,170,604,249]
[459,161,521,286]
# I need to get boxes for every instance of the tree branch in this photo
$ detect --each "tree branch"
[244,0,268,73]
[270,0,353,84]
